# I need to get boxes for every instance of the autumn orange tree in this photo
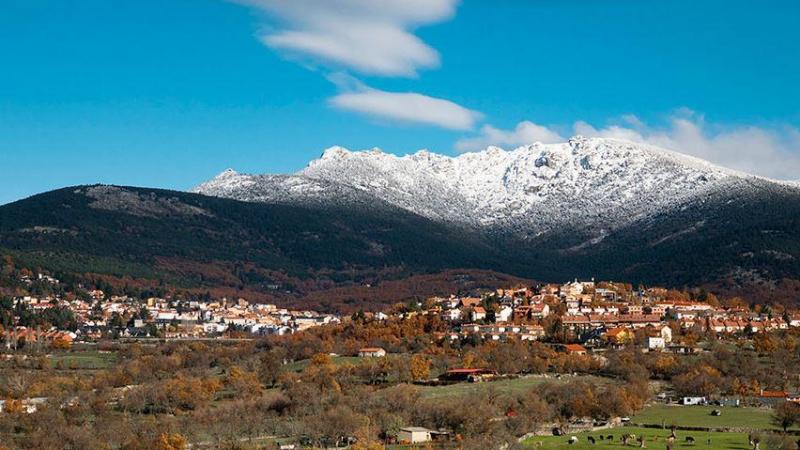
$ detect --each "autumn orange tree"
[409,354,430,381]
[303,353,341,393]
[672,364,723,397]
[50,336,71,350]
[226,365,262,397]
[754,332,779,355]
[154,433,188,450]
[3,398,24,414]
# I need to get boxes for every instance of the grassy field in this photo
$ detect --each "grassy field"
[631,404,786,431]
[283,356,363,372]
[524,426,750,450]
[48,350,118,370]
[417,375,610,399]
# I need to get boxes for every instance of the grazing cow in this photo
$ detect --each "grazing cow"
[568,436,578,445]
[588,436,596,444]
[599,435,605,441]
[685,436,695,444]
[607,435,614,441]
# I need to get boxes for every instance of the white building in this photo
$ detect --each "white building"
[471,307,487,322]
[495,306,513,323]
[680,396,707,405]
[398,427,432,444]
[646,336,666,350]
[358,347,386,357]
[442,309,462,321]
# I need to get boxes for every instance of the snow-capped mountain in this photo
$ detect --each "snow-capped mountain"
[6,137,800,305]
[194,136,777,238]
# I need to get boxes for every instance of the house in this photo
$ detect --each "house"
[521,325,546,340]
[625,305,644,315]
[530,302,550,318]
[708,319,726,333]
[564,344,588,355]
[495,306,513,322]
[680,396,706,405]
[759,390,788,406]
[442,308,462,321]
[618,314,662,328]
[358,347,386,357]
[562,315,591,332]
[595,288,617,301]
[646,336,666,350]
[398,427,432,444]
[650,325,673,343]
[459,297,482,309]
[471,306,487,321]
[605,327,633,345]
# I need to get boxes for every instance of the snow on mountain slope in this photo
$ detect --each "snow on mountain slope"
[193,136,775,237]
[192,169,384,210]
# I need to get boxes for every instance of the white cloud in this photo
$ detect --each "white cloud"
[330,86,481,130]
[454,121,564,152]
[236,0,479,131]
[575,111,800,180]
[455,112,800,180]
[237,0,458,77]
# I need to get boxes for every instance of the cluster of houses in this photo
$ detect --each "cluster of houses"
[0,327,75,350]
[408,279,800,351]
[429,289,551,323]
[10,275,800,351]
[10,292,340,342]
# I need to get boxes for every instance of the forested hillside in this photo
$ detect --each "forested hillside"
[3,183,800,308]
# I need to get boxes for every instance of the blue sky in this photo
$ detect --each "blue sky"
[2,0,799,205]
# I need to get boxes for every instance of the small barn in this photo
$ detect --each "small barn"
[398,427,432,444]
[358,347,386,357]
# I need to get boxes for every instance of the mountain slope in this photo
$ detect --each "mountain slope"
[524,176,800,284]
[3,137,800,307]
[0,185,521,308]
[193,137,800,302]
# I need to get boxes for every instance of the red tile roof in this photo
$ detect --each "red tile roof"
[565,344,587,353]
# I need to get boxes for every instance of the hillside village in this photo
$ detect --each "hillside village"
[5,272,800,355]
[428,279,800,352]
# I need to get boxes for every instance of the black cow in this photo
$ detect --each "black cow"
[685,436,695,444]
[588,436,596,444]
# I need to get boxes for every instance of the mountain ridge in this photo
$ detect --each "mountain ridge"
[3,138,800,308]
[195,136,797,239]
[189,136,800,304]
